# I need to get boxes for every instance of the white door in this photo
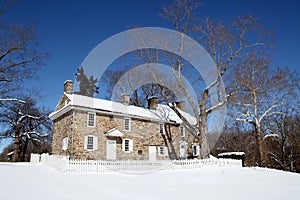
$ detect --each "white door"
[180,141,188,159]
[106,140,116,160]
[148,146,156,162]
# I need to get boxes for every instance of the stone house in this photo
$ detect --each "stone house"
[49,80,200,161]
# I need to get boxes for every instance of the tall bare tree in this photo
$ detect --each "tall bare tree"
[0,0,47,102]
[121,0,273,158]
[229,50,299,166]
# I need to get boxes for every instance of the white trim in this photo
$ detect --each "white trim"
[192,144,200,156]
[84,135,98,151]
[122,138,133,153]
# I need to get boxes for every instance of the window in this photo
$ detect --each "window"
[62,137,68,151]
[124,118,131,131]
[192,144,200,156]
[87,136,93,150]
[138,150,142,155]
[159,123,164,135]
[87,112,96,127]
[84,135,98,151]
[158,146,168,157]
[180,126,185,137]
[122,139,133,153]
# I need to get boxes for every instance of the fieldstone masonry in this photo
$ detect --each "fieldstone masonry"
[51,81,196,160]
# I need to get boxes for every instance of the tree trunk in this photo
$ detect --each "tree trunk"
[199,90,210,159]
[21,137,29,162]
[255,125,265,167]
[12,135,20,162]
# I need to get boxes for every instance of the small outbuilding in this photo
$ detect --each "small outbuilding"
[217,152,245,167]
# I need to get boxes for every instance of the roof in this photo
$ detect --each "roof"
[105,128,124,137]
[218,152,245,157]
[49,93,196,125]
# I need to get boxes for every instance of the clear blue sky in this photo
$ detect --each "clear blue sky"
[3,0,300,110]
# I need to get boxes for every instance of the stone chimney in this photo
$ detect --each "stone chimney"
[148,96,159,110]
[121,93,130,106]
[64,80,73,94]
[176,101,185,111]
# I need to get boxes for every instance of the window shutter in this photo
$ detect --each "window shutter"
[93,136,98,151]
[164,147,168,156]
[196,144,200,156]
[84,136,88,150]
[62,137,68,151]
[129,139,133,152]
[122,139,125,152]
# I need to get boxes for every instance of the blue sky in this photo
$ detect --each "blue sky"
[2,0,300,110]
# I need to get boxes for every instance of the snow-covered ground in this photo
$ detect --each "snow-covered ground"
[1,163,299,200]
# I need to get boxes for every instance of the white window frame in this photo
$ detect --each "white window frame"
[122,138,133,153]
[159,123,164,135]
[62,137,68,151]
[84,135,98,151]
[124,117,131,131]
[179,126,185,137]
[192,144,200,156]
[87,112,96,127]
[158,146,168,157]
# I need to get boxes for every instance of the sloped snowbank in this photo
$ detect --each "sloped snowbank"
[0,163,299,200]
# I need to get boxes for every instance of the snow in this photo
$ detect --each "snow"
[1,163,299,200]
[218,152,245,156]
[50,93,196,125]
[264,134,279,139]
[105,128,124,137]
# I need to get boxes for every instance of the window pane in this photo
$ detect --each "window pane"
[87,136,93,150]
[88,113,95,127]
[124,118,130,131]
[160,147,164,155]
[125,140,129,151]
[159,123,164,134]
[180,126,184,137]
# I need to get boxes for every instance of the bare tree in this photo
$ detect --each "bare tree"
[229,50,299,166]
[0,92,52,162]
[264,114,300,172]
[0,1,47,102]
[122,0,273,158]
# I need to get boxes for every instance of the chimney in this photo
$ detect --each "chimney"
[176,101,185,111]
[121,93,130,106]
[148,96,158,110]
[64,80,73,94]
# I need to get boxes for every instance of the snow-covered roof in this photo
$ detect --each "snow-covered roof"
[49,93,196,125]
[218,152,245,157]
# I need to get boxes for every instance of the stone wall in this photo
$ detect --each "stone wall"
[52,108,195,160]
[51,111,73,156]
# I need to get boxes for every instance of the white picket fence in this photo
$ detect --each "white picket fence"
[31,153,242,174]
